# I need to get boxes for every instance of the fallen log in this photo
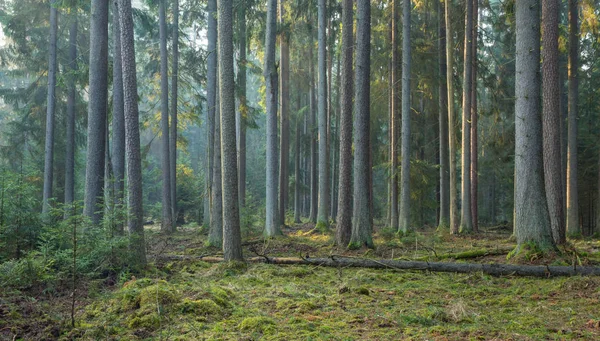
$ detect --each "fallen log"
[414,247,513,261]
[157,255,600,277]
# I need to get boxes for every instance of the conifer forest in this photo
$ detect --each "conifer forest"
[2,0,600,339]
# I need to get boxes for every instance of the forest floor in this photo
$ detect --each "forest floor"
[2,222,600,340]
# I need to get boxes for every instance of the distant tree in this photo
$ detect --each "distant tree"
[170,0,179,223]
[349,0,372,248]
[398,0,411,234]
[159,0,173,233]
[204,0,218,229]
[566,0,579,236]
[42,0,58,217]
[279,0,290,227]
[514,0,555,251]
[317,0,329,230]
[445,0,458,233]
[390,0,399,230]
[118,0,147,266]
[460,0,473,233]
[237,1,247,208]
[84,0,109,225]
[437,0,450,230]
[470,0,479,233]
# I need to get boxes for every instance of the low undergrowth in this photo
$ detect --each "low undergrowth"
[1,224,599,340]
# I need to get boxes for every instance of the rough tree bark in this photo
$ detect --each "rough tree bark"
[398,0,411,234]
[264,0,281,237]
[566,0,579,236]
[437,0,449,230]
[118,0,147,266]
[460,0,473,234]
[84,0,109,225]
[349,0,373,248]
[336,0,353,247]
[112,0,125,233]
[514,0,555,251]
[542,0,566,244]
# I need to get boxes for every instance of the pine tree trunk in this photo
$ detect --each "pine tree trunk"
[336,0,353,245]
[398,0,411,233]
[390,0,399,231]
[309,39,318,224]
[265,0,281,237]
[542,0,566,244]
[208,82,223,247]
[204,0,218,229]
[470,0,478,233]
[218,0,243,260]
[159,0,173,233]
[514,0,555,251]
[170,0,179,224]
[445,0,458,234]
[317,0,329,229]
[279,0,290,227]
[84,0,109,225]
[566,0,580,236]
[294,113,302,224]
[437,0,449,230]
[349,0,373,249]
[237,2,247,208]
[112,1,125,233]
[64,14,77,213]
[43,0,58,217]
[117,0,147,266]
[459,0,473,233]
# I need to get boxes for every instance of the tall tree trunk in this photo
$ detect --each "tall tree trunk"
[218,0,243,260]
[437,0,449,230]
[470,0,478,233]
[445,0,458,234]
[170,0,179,224]
[112,0,125,233]
[208,80,223,247]
[542,0,566,244]
[294,111,302,224]
[43,0,58,217]
[349,0,372,248]
[317,0,329,229]
[309,36,318,224]
[265,0,281,236]
[398,0,411,233]
[566,0,579,236]
[514,0,555,251]
[117,0,147,266]
[204,0,218,229]
[459,0,473,234]
[331,53,341,220]
[84,0,109,225]
[336,0,353,245]
[279,0,290,227]
[159,0,173,233]
[237,1,247,208]
[390,0,399,230]
[64,14,77,214]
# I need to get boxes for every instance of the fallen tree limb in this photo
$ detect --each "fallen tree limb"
[158,255,600,277]
[415,247,513,261]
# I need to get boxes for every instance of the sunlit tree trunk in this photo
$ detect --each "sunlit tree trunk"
[566,0,580,236]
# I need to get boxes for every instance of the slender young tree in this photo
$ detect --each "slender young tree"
[336,0,353,246]
[566,0,579,236]
[112,0,125,232]
[437,0,450,229]
[445,0,458,233]
[294,112,302,224]
[208,83,223,247]
[84,0,109,225]
[65,14,77,213]
[170,0,179,223]
[159,0,173,233]
[542,0,566,244]
[470,0,479,233]
[309,28,318,224]
[264,0,281,236]
[459,0,473,233]
[398,0,411,233]
[237,1,247,208]
[514,0,555,251]
[42,0,58,217]
[390,0,399,230]
[349,0,372,248]
[316,0,329,229]
[279,0,290,227]
[118,0,147,266]
[218,0,243,261]
[204,0,218,229]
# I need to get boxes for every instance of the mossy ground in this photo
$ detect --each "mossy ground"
[2,223,600,340]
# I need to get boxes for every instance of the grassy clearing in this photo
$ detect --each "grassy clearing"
[1,224,600,340]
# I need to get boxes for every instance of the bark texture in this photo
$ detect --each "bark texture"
[118,0,147,266]
[542,0,566,244]
[566,0,579,236]
[208,85,223,247]
[317,0,329,229]
[349,0,373,248]
[84,0,109,225]
[112,1,125,232]
[514,0,555,250]
[336,0,354,247]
